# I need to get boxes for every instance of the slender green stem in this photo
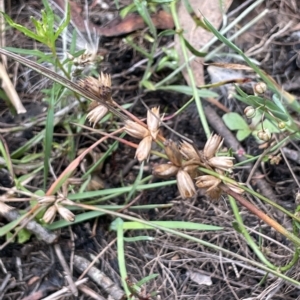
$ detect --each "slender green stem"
[170,1,210,138]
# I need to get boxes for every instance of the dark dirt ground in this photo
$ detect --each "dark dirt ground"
[1,0,300,299]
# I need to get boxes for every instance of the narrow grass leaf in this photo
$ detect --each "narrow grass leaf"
[11,131,45,159]
[0,219,21,237]
[43,83,60,189]
[125,161,144,203]
[120,221,223,231]
[123,236,155,242]
[54,1,70,40]
[133,0,156,37]
[157,85,218,97]
[183,37,207,57]
[120,3,136,18]
[136,273,159,287]
[68,180,177,200]
[114,218,130,296]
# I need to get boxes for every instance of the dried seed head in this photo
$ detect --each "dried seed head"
[79,76,99,96]
[152,163,179,178]
[254,82,267,94]
[124,120,149,139]
[79,73,112,101]
[182,164,200,179]
[244,106,256,119]
[57,205,75,222]
[176,169,196,199]
[224,182,244,194]
[37,195,56,205]
[196,175,221,191]
[0,201,13,214]
[206,186,222,199]
[208,156,234,173]
[180,141,200,161]
[42,205,57,224]
[87,175,105,191]
[269,154,281,165]
[98,72,112,89]
[135,136,152,162]
[86,105,109,127]
[164,139,182,167]
[88,100,99,111]
[203,134,223,159]
[257,129,271,142]
[147,107,161,139]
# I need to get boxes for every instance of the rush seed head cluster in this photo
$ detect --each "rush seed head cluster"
[79,72,242,202]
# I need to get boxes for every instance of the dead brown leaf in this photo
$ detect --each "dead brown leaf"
[54,0,174,37]
[174,0,233,86]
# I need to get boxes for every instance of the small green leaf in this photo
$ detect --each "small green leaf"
[236,129,251,141]
[54,2,71,40]
[120,3,136,18]
[17,228,32,244]
[157,85,218,97]
[133,0,156,37]
[222,112,248,131]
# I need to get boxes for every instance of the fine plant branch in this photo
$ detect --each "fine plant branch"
[67,202,300,287]
[222,184,300,247]
[229,195,300,272]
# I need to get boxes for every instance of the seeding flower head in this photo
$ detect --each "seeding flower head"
[153,135,240,199]
[153,140,197,199]
[80,73,112,126]
[125,107,161,162]
[39,197,75,224]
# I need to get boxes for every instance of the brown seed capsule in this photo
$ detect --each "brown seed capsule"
[135,136,152,162]
[208,156,234,173]
[152,164,179,178]
[147,107,161,139]
[0,201,13,214]
[244,106,256,119]
[176,169,196,199]
[254,82,267,94]
[183,164,200,179]
[57,205,75,222]
[196,175,221,191]
[203,134,223,159]
[164,139,182,167]
[124,120,149,139]
[86,105,109,127]
[224,181,244,194]
[42,205,57,224]
[180,141,200,161]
